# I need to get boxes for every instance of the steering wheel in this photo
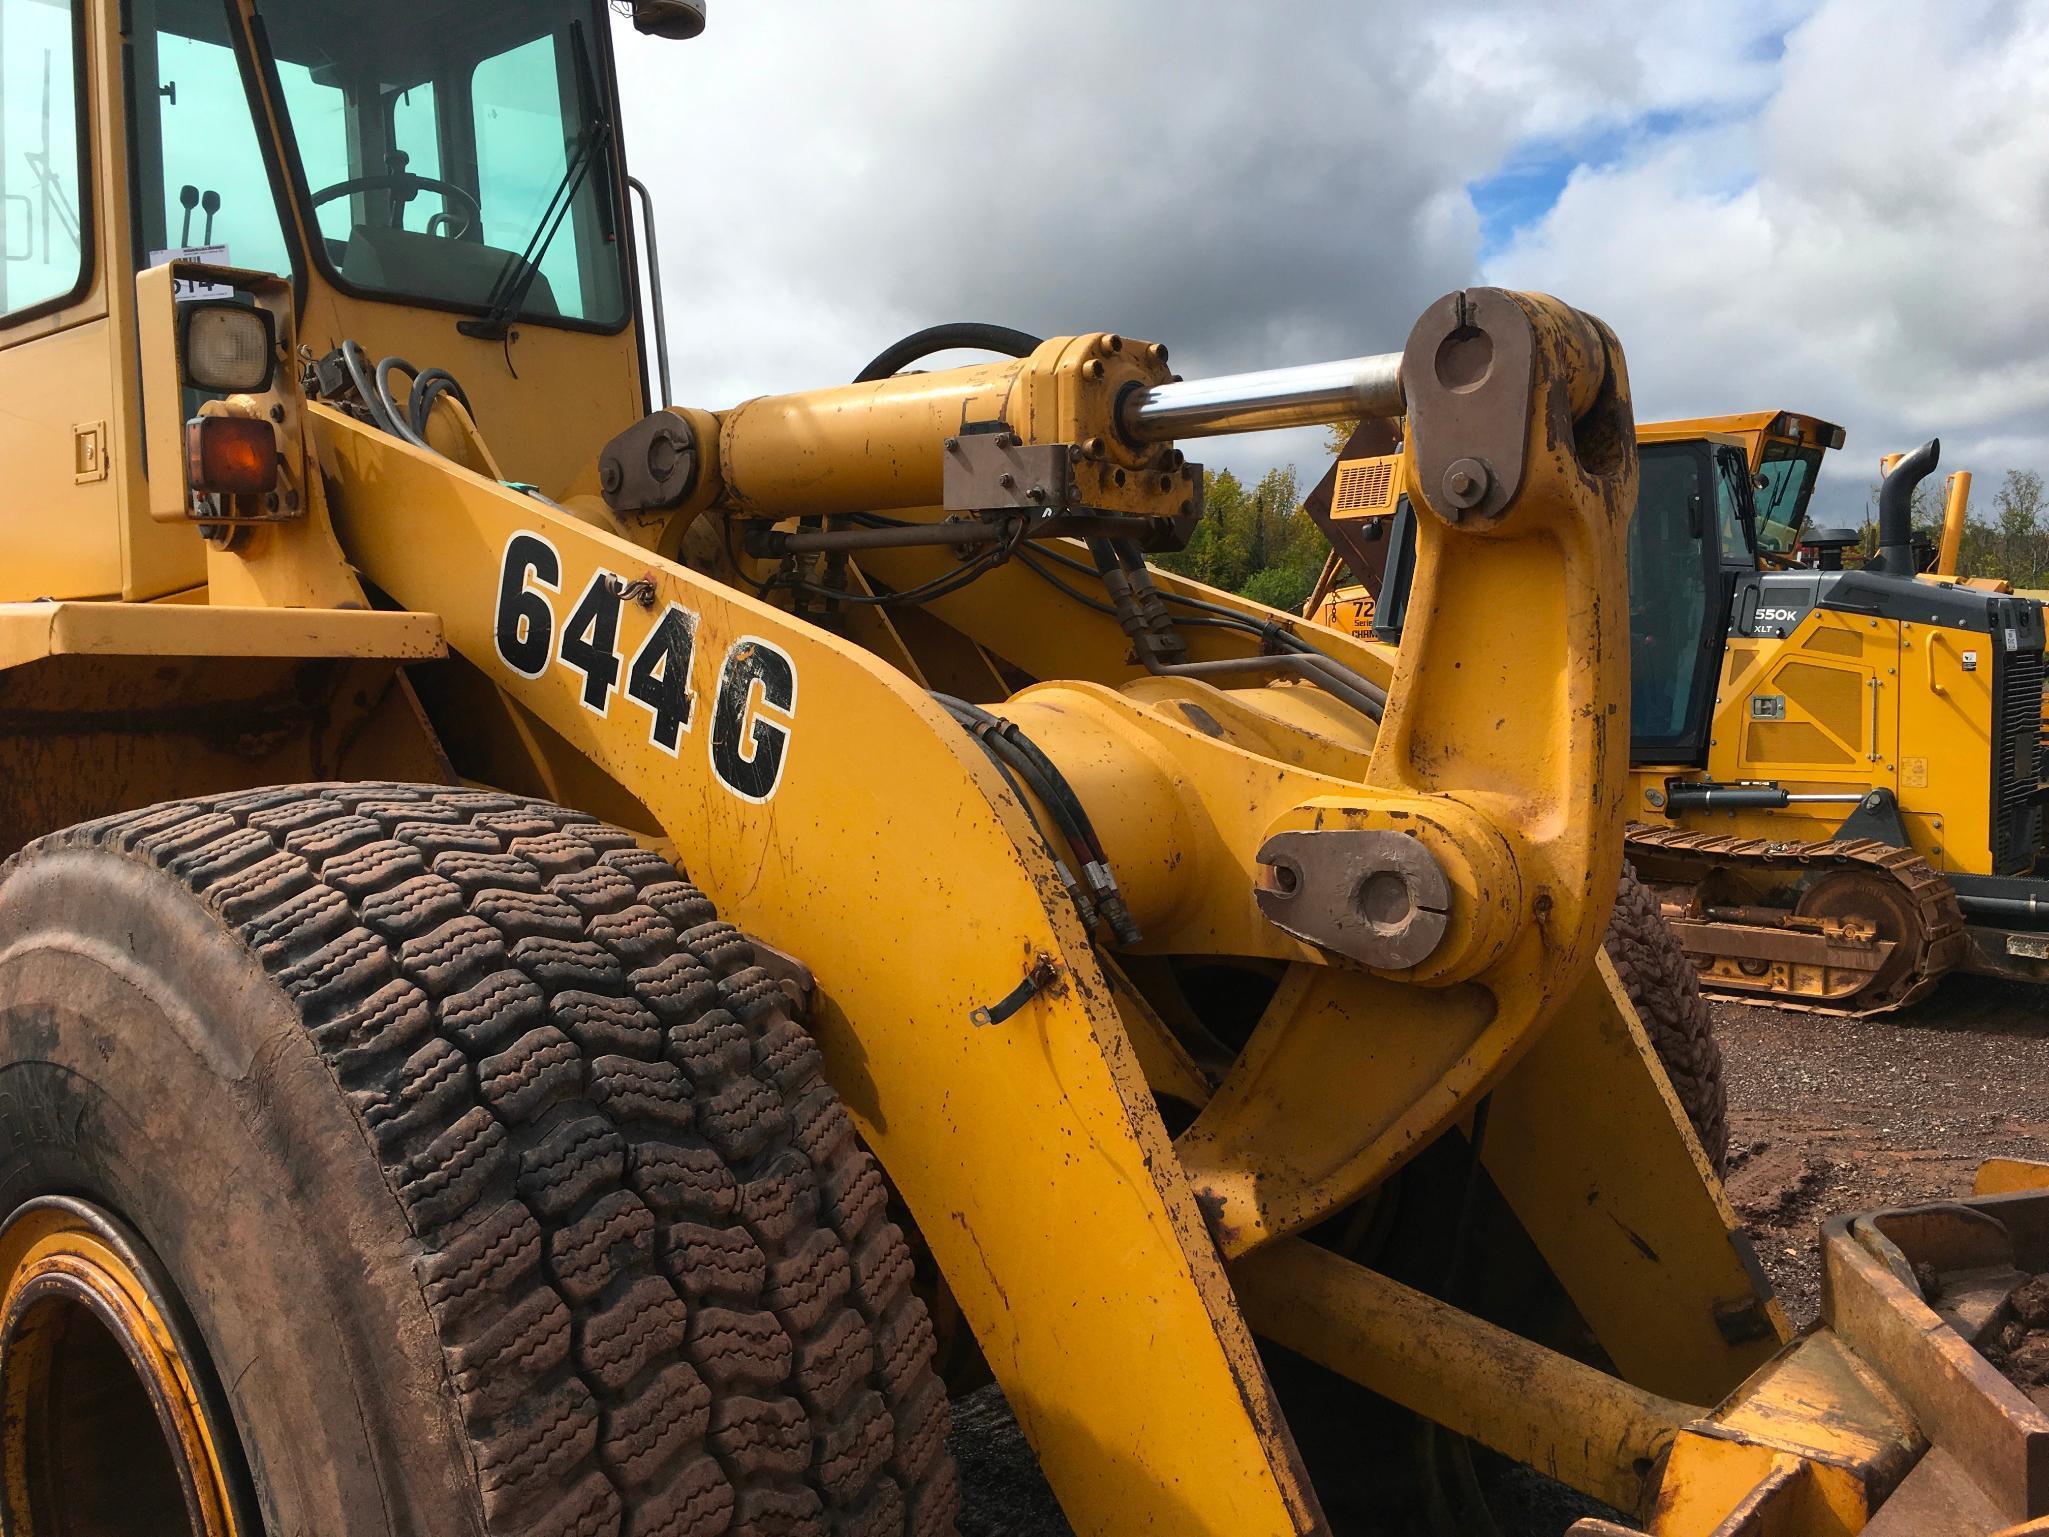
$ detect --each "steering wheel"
[309,172,481,239]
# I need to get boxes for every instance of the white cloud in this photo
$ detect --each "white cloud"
[1484,0,2049,524]
[613,1,1816,487]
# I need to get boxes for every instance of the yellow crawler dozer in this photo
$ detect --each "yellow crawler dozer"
[3,4,2049,1535]
[1313,411,2049,1014]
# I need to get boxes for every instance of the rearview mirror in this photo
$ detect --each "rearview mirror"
[632,1,706,39]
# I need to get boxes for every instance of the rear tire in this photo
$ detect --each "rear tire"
[1605,864,1729,1173]
[0,784,957,1537]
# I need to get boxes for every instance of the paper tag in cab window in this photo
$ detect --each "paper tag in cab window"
[148,245,233,301]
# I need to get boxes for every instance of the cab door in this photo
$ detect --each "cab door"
[1628,441,1729,766]
[0,0,125,599]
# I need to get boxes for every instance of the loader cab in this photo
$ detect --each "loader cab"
[129,0,638,345]
[125,0,629,325]
[0,0,665,604]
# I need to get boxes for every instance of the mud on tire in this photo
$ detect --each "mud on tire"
[0,784,958,1537]
[1605,863,1729,1173]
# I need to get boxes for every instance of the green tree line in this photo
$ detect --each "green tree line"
[1158,455,2049,618]
[1861,467,2049,590]
[1151,465,1331,613]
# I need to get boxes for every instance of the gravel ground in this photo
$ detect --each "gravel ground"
[1720,973,2049,1325]
[948,973,2049,1534]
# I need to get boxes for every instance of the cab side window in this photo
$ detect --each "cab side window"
[0,0,89,322]
[473,33,618,322]
[126,0,294,283]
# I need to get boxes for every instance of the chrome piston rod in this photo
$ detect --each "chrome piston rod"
[1119,351,1405,444]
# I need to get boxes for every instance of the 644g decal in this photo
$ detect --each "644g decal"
[494,532,797,802]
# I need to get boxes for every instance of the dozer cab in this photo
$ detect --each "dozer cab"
[1317,412,2049,1014]
[4,4,2049,1535]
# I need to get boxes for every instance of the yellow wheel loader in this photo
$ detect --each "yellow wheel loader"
[1314,411,2049,1014]
[3,4,2049,1535]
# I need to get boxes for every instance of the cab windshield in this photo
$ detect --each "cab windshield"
[1751,441,1825,555]
[251,0,626,328]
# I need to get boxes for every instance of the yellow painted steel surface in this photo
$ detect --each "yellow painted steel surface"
[0,321,127,601]
[1979,1159,2049,1196]
[1939,471,1974,578]
[0,0,208,603]
[0,601,442,671]
[1636,409,1840,465]
[1177,297,1640,1258]
[1648,1332,1922,1536]
[1620,606,2002,878]
[716,334,1188,521]
[301,287,1649,1531]
[1483,954,1787,1403]
[1234,1236,1698,1515]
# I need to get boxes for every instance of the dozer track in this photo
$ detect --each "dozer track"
[1624,821,1970,1015]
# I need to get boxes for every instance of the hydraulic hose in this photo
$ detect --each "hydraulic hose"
[935,697,1098,927]
[314,341,546,504]
[933,693,1143,946]
[953,714,1099,932]
[853,322,1043,383]
[744,324,1050,612]
[338,340,403,439]
[1090,538,1388,722]
[374,356,435,452]
[408,367,475,438]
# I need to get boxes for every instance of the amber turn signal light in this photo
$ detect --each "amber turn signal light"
[185,416,278,497]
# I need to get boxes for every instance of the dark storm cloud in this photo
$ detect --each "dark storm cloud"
[618,4,1787,371]
[623,0,2048,499]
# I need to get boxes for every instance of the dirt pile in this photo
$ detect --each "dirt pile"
[1981,1274,2049,1408]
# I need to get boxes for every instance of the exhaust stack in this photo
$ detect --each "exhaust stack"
[1873,437,1939,576]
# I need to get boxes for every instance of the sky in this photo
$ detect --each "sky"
[611,0,2049,531]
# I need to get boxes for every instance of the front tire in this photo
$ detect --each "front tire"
[0,784,957,1537]
[1605,864,1729,1172]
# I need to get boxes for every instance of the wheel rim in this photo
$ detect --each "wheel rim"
[0,1197,246,1537]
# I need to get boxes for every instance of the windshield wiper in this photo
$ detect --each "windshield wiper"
[459,22,613,342]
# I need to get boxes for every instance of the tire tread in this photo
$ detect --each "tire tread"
[13,785,956,1536]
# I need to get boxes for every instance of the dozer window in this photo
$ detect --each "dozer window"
[126,0,296,285]
[251,0,627,329]
[1715,444,1756,565]
[1753,440,1825,555]
[0,0,89,324]
[1630,443,1721,763]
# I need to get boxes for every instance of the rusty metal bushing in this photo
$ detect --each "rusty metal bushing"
[1400,287,1609,527]
[1255,828,1452,972]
